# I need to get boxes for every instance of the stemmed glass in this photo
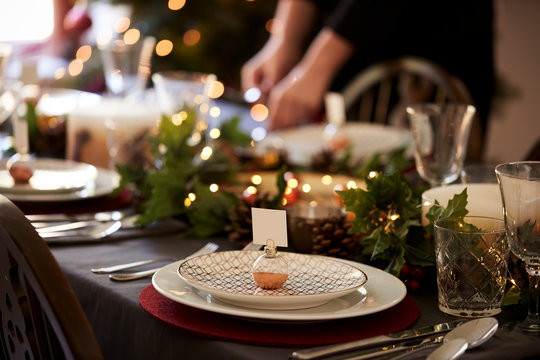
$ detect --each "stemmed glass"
[496,161,540,331]
[407,103,476,187]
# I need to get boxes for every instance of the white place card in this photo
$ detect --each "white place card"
[251,208,288,247]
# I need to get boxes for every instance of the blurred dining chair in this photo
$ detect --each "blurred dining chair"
[340,56,484,162]
[0,195,103,360]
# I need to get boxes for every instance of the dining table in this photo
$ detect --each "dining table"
[46,223,540,360]
[10,97,540,359]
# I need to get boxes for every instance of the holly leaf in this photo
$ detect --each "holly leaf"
[219,115,252,146]
[185,181,239,237]
[425,188,469,235]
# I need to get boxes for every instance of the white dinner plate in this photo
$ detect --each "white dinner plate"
[0,158,98,194]
[153,257,406,322]
[1,167,119,202]
[178,251,368,310]
[257,123,412,166]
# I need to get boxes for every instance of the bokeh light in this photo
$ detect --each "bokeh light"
[156,39,173,56]
[124,29,140,45]
[302,184,312,193]
[168,0,186,10]
[209,184,219,192]
[114,17,130,33]
[68,59,83,76]
[208,81,224,99]
[183,29,201,46]
[321,175,333,185]
[209,106,221,118]
[200,146,213,160]
[251,174,262,185]
[54,68,66,80]
[250,127,266,141]
[250,104,268,122]
[244,87,261,103]
[76,45,92,62]
[209,128,221,139]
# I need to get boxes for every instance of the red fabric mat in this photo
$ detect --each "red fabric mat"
[15,189,132,215]
[139,285,419,347]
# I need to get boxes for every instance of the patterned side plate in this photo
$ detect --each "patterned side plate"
[178,251,367,310]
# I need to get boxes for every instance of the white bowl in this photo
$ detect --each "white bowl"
[421,183,502,225]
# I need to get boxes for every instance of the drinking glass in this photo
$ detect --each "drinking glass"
[495,161,540,331]
[434,216,509,317]
[99,39,143,97]
[407,103,476,187]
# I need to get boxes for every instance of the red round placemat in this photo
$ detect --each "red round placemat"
[139,285,419,347]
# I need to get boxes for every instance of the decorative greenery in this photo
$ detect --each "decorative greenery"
[115,108,250,236]
[338,174,469,276]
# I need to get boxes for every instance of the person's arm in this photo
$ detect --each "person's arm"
[267,27,354,129]
[241,0,319,98]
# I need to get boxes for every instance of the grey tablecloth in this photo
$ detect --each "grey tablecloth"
[50,234,540,360]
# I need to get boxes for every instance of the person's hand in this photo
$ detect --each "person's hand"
[266,65,326,130]
[241,41,302,104]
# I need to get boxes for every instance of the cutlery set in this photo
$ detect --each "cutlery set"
[291,317,498,360]
[29,210,136,240]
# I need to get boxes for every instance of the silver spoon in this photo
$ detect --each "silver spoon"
[426,317,498,360]
[385,317,498,360]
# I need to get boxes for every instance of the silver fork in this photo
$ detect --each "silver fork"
[108,242,219,281]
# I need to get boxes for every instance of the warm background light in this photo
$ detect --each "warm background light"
[76,46,92,62]
[124,29,141,45]
[208,81,224,99]
[114,17,131,33]
[156,39,173,56]
[68,60,83,76]
[168,0,186,11]
[250,104,268,122]
[0,0,54,42]
[183,29,201,46]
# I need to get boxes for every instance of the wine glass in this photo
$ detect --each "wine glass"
[407,103,476,187]
[495,161,540,331]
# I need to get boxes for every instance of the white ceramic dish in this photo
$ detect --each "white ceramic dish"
[0,158,98,194]
[153,258,406,322]
[178,251,368,310]
[1,167,119,202]
[421,183,502,225]
[257,123,412,166]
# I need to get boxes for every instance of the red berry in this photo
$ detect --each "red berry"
[410,266,426,281]
[404,279,420,291]
[400,264,410,278]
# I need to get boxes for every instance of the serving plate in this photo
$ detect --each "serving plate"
[257,123,412,166]
[153,257,406,322]
[0,158,98,194]
[178,251,367,310]
[1,167,119,202]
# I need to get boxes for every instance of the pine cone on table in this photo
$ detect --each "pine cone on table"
[225,193,275,246]
[310,149,336,173]
[311,214,363,260]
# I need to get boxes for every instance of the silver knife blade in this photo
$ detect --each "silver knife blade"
[291,320,464,360]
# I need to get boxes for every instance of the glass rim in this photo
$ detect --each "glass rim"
[495,161,540,180]
[434,215,505,234]
[405,102,476,114]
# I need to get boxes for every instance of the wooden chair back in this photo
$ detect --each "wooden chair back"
[0,196,103,360]
[341,56,483,162]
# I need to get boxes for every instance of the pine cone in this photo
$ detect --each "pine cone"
[226,193,275,246]
[310,149,335,173]
[309,214,362,260]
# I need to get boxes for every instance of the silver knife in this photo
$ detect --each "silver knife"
[290,320,463,360]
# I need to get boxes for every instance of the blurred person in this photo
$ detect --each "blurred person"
[242,0,494,131]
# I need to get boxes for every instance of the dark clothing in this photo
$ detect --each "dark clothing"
[310,0,495,130]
